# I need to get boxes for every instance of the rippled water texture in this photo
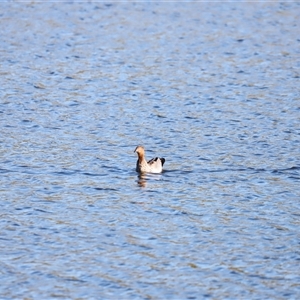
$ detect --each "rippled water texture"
[1,2,300,299]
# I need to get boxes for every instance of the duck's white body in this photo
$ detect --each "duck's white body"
[134,146,165,174]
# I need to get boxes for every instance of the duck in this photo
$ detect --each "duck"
[134,145,165,174]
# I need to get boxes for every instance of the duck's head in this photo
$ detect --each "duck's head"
[134,145,145,156]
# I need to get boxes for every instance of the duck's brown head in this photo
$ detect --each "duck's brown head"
[134,145,145,157]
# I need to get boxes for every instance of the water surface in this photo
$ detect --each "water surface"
[1,2,300,299]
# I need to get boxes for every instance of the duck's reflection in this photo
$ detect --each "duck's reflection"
[137,173,163,187]
[137,173,147,187]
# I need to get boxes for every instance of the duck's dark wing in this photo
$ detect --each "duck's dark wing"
[147,157,165,166]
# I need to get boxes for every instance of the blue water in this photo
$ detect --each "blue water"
[1,2,300,299]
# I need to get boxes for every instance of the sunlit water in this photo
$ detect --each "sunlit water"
[1,2,300,299]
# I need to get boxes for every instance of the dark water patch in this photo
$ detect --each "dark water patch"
[0,168,13,174]
[163,169,193,175]
[94,187,118,191]
[34,208,51,214]
[82,172,103,176]
[15,206,32,211]
[288,175,300,180]
[34,84,46,89]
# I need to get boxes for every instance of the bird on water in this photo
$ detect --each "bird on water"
[134,145,165,174]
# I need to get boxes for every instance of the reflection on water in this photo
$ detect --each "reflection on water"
[137,173,147,187]
[1,2,300,299]
[137,172,163,187]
